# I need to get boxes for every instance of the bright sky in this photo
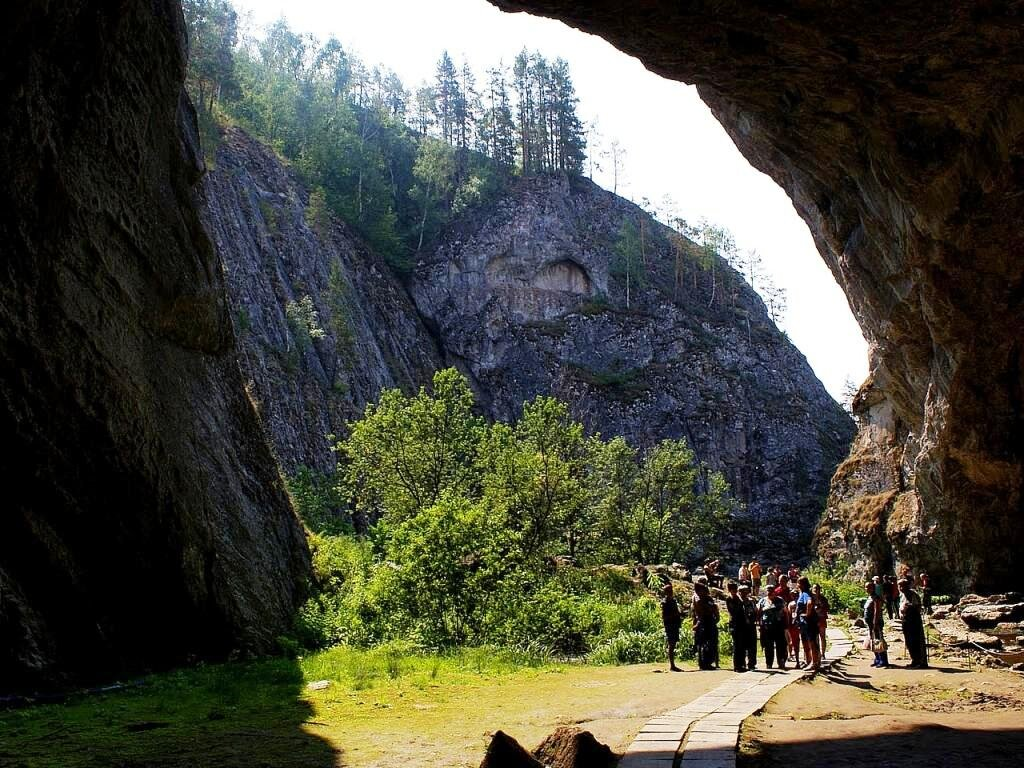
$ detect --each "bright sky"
[232,0,869,401]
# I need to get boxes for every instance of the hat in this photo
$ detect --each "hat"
[738,584,751,592]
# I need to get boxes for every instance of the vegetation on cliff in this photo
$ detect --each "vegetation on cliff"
[183,0,587,271]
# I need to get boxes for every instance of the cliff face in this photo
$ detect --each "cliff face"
[0,3,308,690]
[198,133,850,558]
[199,128,443,475]
[411,175,853,555]
[493,0,1024,590]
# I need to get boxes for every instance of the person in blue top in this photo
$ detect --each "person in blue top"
[795,576,821,670]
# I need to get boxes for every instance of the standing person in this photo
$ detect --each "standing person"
[786,599,802,667]
[660,583,683,672]
[765,566,778,593]
[788,563,800,581]
[725,581,748,672]
[919,571,932,614]
[750,560,762,596]
[757,587,788,669]
[692,581,720,670]
[796,577,821,670]
[865,581,889,667]
[738,562,750,586]
[899,578,929,668]
[883,575,897,619]
[739,584,758,670]
[812,583,831,653]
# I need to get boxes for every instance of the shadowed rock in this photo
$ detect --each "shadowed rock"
[491,0,1024,591]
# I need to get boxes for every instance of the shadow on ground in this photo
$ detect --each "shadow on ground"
[739,721,1024,768]
[0,658,337,768]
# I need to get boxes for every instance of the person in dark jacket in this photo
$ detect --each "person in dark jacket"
[757,587,788,669]
[739,583,758,670]
[725,581,748,672]
[692,581,719,670]
[660,582,683,672]
[899,578,929,668]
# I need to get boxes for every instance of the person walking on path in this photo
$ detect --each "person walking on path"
[757,587,788,669]
[692,581,720,670]
[739,584,758,670]
[660,583,683,672]
[725,581,749,672]
[899,578,929,668]
[796,576,821,670]
[812,583,830,653]
[749,560,762,596]
[865,581,889,667]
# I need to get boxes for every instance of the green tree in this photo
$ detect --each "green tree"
[340,368,483,524]
[182,0,238,112]
[412,137,456,254]
[612,218,644,309]
[478,397,587,562]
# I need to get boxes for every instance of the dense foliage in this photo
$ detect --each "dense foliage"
[289,368,738,655]
[183,0,587,272]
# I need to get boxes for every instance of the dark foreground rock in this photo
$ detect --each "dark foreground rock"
[479,731,544,768]
[0,1,308,690]
[533,727,616,768]
[479,728,615,768]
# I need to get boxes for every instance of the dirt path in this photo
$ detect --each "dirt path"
[739,631,1024,768]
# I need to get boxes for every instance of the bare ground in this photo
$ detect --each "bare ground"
[739,631,1024,768]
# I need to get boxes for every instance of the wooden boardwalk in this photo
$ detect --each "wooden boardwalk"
[619,627,854,768]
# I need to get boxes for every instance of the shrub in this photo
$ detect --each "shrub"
[588,631,664,665]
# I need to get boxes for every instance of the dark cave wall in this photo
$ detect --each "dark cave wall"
[0,1,309,690]
[491,0,1024,590]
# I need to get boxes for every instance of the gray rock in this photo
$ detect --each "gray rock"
[959,603,1024,630]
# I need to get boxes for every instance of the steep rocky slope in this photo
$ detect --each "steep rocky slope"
[412,175,853,552]
[0,2,308,691]
[199,129,850,556]
[199,128,442,475]
[494,0,1024,590]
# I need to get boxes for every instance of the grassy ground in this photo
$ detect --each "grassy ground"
[0,645,732,768]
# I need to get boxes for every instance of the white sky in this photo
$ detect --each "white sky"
[232,0,869,402]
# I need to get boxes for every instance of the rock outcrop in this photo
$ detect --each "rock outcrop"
[0,2,308,690]
[412,174,854,553]
[199,128,442,475]
[492,0,1024,590]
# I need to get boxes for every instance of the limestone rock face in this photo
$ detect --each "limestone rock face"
[199,128,443,475]
[0,2,308,690]
[412,175,854,555]
[492,0,1024,590]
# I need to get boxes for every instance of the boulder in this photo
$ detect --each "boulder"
[533,727,616,768]
[959,603,1024,630]
[479,731,543,768]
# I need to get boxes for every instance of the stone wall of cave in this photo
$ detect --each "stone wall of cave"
[492,0,1024,590]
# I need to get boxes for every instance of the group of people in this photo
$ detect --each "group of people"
[863,570,930,669]
[660,562,832,673]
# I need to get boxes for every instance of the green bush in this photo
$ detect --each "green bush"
[804,565,866,615]
[589,631,664,665]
